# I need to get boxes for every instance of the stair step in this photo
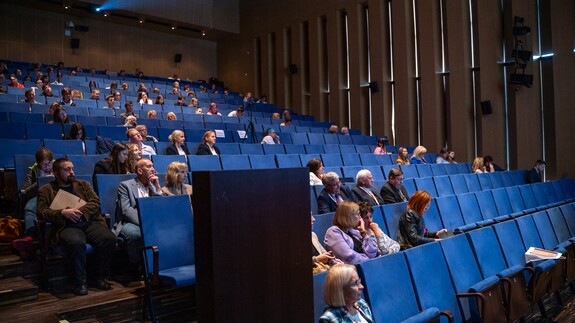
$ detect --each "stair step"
[0,276,38,307]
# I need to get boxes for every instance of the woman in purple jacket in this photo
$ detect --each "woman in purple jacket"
[323,201,379,264]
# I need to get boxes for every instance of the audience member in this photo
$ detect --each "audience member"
[20,89,41,104]
[32,79,43,93]
[49,106,74,125]
[114,159,163,270]
[119,101,138,118]
[8,74,24,88]
[306,158,324,186]
[410,145,427,164]
[317,172,357,214]
[60,88,76,106]
[195,107,203,114]
[312,215,344,274]
[136,125,158,142]
[161,161,193,198]
[126,128,156,156]
[188,97,199,108]
[37,158,115,295]
[323,201,378,264]
[358,202,400,256]
[48,101,60,115]
[71,89,83,100]
[525,159,546,184]
[271,112,280,119]
[137,92,152,105]
[319,264,373,322]
[147,110,157,119]
[484,155,503,172]
[174,95,186,106]
[472,157,485,173]
[397,190,447,249]
[261,128,280,144]
[67,123,87,153]
[340,127,349,135]
[122,116,137,127]
[12,148,54,259]
[228,106,245,117]
[436,148,450,164]
[373,138,388,155]
[154,94,164,106]
[328,125,339,134]
[196,130,220,155]
[352,170,384,206]
[395,147,410,165]
[41,84,57,98]
[103,94,118,111]
[207,102,221,115]
[121,83,129,90]
[166,130,189,155]
[165,112,177,120]
[126,144,142,173]
[447,150,457,163]
[93,143,129,177]
[380,168,409,204]
[137,83,147,93]
[90,89,101,100]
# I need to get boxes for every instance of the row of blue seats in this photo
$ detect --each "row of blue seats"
[314,200,575,322]
[313,180,573,247]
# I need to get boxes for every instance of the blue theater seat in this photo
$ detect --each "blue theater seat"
[450,174,468,195]
[488,172,504,188]
[464,174,481,192]
[94,174,136,224]
[275,154,302,168]
[435,195,466,231]
[0,139,42,169]
[430,163,448,176]
[0,122,27,139]
[354,145,371,154]
[284,144,305,155]
[220,155,250,170]
[27,123,67,140]
[187,155,221,171]
[43,139,85,155]
[217,143,241,155]
[382,202,407,241]
[474,190,504,222]
[456,193,492,230]
[305,144,324,154]
[359,153,378,166]
[262,144,285,155]
[444,163,459,175]
[399,164,418,179]
[341,153,361,166]
[415,164,432,178]
[477,173,493,190]
[240,143,264,155]
[491,188,522,218]
[434,175,455,197]
[248,155,276,169]
[499,171,515,187]
[414,177,438,197]
[151,155,187,173]
[67,154,106,176]
[320,154,343,167]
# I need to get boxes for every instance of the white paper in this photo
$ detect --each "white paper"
[49,189,87,210]
[237,130,247,139]
[525,246,563,263]
[215,129,225,137]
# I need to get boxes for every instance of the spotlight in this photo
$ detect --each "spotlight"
[171,25,177,30]
[510,73,533,88]
[139,18,145,24]
[103,11,110,17]
[63,3,70,10]
[95,7,101,12]
[201,30,206,36]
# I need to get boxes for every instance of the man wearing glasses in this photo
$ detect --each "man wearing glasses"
[380,168,409,204]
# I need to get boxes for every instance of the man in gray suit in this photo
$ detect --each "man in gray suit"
[114,158,163,265]
[352,169,384,206]
[380,168,410,204]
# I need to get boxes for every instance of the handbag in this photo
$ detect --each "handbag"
[0,216,22,242]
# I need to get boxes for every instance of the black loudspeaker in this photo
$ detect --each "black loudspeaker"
[369,81,379,93]
[71,38,80,49]
[175,54,182,63]
[288,64,298,74]
[480,100,493,115]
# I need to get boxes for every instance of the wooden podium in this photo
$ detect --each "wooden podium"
[192,168,312,322]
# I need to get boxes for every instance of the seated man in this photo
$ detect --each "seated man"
[114,159,163,268]
[317,172,357,214]
[352,169,384,206]
[126,128,156,156]
[37,158,115,295]
[525,159,546,184]
[20,89,42,104]
[380,168,409,204]
[136,125,158,142]
[119,101,138,118]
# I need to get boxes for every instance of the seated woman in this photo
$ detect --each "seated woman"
[358,202,400,256]
[137,92,153,105]
[155,94,165,106]
[166,130,189,155]
[436,148,450,164]
[161,161,193,198]
[94,143,130,176]
[67,122,87,154]
[306,158,324,186]
[397,190,447,249]
[122,115,137,127]
[447,150,457,163]
[319,264,373,323]
[324,201,379,265]
[395,147,410,165]
[147,110,157,119]
[410,145,427,164]
[261,128,280,144]
[165,112,178,120]
[207,103,221,115]
[48,106,74,125]
[126,143,142,173]
[472,157,485,173]
[373,138,388,154]
[196,130,220,155]
[312,214,344,274]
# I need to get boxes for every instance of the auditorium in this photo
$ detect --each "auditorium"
[0,0,574,322]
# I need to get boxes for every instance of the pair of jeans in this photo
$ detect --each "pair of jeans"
[119,223,142,264]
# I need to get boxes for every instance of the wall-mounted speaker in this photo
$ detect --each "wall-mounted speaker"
[71,38,80,49]
[175,54,182,63]
[369,81,379,93]
[288,64,298,74]
[480,100,493,115]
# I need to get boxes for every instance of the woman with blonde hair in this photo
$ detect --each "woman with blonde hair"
[196,130,220,155]
[410,145,427,164]
[166,130,189,155]
[161,161,193,197]
[165,112,177,120]
[472,157,485,174]
[319,264,373,323]
[147,110,157,119]
[126,143,142,173]
[324,201,379,265]
[395,147,410,165]
[397,190,447,249]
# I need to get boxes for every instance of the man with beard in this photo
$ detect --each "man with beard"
[37,158,116,296]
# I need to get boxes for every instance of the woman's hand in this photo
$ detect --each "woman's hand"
[315,251,335,264]
[436,228,448,238]
[369,222,383,237]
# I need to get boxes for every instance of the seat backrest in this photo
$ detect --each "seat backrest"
[220,155,250,170]
[477,173,493,190]
[248,155,277,169]
[457,163,471,174]
[217,143,241,155]
[341,153,361,166]
[187,154,222,171]
[14,154,36,190]
[518,184,538,209]
[450,174,469,195]
[550,181,567,201]
[151,155,187,173]
[304,144,324,154]
[430,163,447,176]
[0,139,42,168]
[464,174,481,192]
[359,153,378,166]
[340,166,363,183]
[444,163,459,175]
[488,172,504,189]
[43,139,86,155]
[337,134,352,145]
[435,195,466,230]
[404,242,463,323]
[339,145,356,154]
[364,165,384,182]
[434,175,455,197]
[320,153,343,167]
[312,212,334,243]
[530,182,552,206]
[275,154,302,168]
[414,177,438,197]
[375,154,393,165]
[456,192,484,225]
[399,164,418,179]
[499,171,515,187]
[307,133,325,145]
[415,164,432,178]
[515,214,545,252]
[423,199,444,232]
[466,227,509,277]
[239,143,264,155]
[505,186,527,213]
[491,187,516,217]
[382,202,408,241]
[474,190,499,220]
[559,204,575,235]
[27,123,67,140]
[313,271,328,322]
[510,170,527,185]
[546,207,571,242]
[137,195,195,272]
[284,144,305,154]
[97,125,129,141]
[95,174,136,222]
[531,211,559,249]
[262,144,285,155]
[357,253,423,323]
[67,154,106,176]
[290,133,309,145]
[492,220,528,269]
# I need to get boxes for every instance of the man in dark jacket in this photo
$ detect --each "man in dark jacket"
[317,172,357,214]
[525,160,546,184]
[380,168,409,204]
